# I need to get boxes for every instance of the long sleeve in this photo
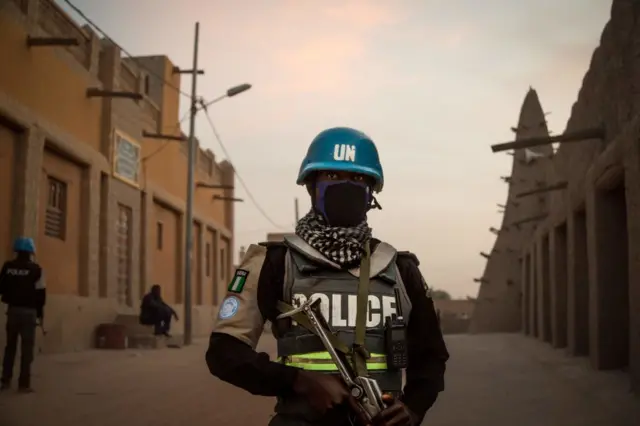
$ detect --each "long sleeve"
[206,243,300,396]
[396,253,449,422]
[207,332,299,396]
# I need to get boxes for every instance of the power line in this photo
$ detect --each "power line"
[200,107,288,231]
[63,0,192,100]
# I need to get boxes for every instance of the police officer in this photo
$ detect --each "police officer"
[206,127,449,426]
[0,237,46,393]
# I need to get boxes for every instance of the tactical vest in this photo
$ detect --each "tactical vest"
[276,235,412,398]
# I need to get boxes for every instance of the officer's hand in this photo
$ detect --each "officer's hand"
[293,370,350,413]
[371,394,415,426]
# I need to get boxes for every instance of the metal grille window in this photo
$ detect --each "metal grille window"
[116,204,133,306]
[45,177,67,240]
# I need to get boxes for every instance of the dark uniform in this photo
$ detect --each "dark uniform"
[0,237,46,392]
[206,237,449,426]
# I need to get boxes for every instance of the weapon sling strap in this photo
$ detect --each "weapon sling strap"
[352,239,371,378]
[276,300,351,355]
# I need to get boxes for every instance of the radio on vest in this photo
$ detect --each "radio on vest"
[385,288,408,370]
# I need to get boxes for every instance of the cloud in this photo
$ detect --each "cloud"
[323,1,404,30]
[261,1,406,94]
[269,36,365,93]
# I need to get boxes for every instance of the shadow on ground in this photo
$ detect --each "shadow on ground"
[1,334,638,426]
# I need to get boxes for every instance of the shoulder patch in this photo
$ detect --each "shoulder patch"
[397,251,420,266]
[227,269,249,293]
[218,296,240,319]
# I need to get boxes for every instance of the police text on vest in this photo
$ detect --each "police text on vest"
[292,293,396,328]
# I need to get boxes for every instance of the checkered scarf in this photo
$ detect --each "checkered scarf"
[295,210,372,267]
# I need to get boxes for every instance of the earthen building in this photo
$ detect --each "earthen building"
[471,0,640,393]
[0,0,235,352]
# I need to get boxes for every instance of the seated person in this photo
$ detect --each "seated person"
[139,285,178,337]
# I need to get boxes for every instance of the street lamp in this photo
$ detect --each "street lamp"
[183,81,252,347]
[199,83,252,110]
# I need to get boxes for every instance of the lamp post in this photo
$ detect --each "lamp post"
[183,72,252,347]
[199,83,252,110]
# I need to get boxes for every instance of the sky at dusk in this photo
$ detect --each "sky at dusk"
[60,0,611,298]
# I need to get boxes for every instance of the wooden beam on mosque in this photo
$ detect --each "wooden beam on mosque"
[516,181,568,198]
[510,213,548,227]
[490,127,605,153]
[473,278,489,284]
[480,252,491,259]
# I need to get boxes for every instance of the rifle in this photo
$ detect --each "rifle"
[277,297,385,425]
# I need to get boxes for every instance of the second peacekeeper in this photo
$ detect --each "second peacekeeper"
[0,237,46,393]
[206,127,449,426]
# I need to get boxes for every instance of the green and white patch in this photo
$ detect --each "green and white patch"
[227,269,250,293]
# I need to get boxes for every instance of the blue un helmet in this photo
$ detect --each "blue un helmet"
[296,127,384,192]
[13,237,35,254]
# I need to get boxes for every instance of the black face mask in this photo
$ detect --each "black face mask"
[316,181,370,227]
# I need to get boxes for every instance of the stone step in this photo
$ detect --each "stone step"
[114,314,155,337]
[127,334,183,350]
[114,314,141,326]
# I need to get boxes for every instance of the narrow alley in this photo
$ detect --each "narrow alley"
[2,334,637,426]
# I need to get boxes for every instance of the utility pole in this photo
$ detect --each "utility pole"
[182,22,202,346]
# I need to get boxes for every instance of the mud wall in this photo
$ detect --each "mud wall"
[471,0,640,393]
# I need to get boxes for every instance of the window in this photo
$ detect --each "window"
[45,177,67,240]
[156,222,163,250]
[205,243,211,277]
[144,75,150,95]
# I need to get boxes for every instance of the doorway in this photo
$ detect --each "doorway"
[593,183,629,370]
[541,235,552,342]
[553,223,568,348]
[570,209,589,356]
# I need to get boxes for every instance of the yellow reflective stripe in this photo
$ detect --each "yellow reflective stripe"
[280,352,388,371]
[286,351,386,361]
[287,362,340,371]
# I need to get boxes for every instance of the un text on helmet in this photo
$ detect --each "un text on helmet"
[333,144,357,162]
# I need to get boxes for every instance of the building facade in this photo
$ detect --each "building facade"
[471,0,640,393]
[0,0,234,352]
